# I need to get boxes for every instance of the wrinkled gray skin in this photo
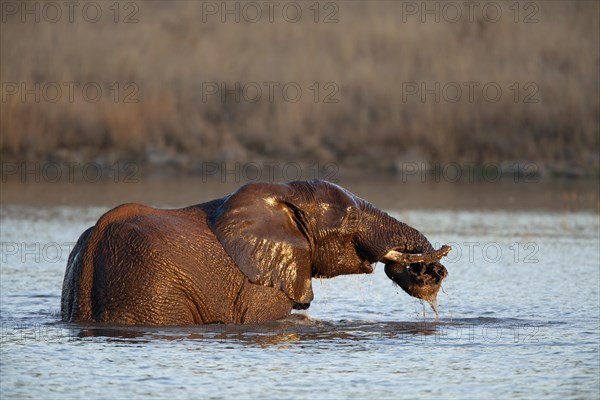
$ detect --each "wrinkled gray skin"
[62,180,441,325]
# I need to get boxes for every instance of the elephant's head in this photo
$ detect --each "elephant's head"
[382,245,450,304]
[209,180,448,309]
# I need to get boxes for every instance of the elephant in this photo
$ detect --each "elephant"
[61,180,449,325]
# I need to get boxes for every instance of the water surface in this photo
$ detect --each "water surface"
[1,181,599,399]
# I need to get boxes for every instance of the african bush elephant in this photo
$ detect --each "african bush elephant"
[61,180,448,325]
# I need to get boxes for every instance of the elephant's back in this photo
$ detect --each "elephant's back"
[62,203,159,322]
[64,202,243,324]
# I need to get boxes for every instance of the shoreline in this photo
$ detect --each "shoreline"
[1,156,598,184]
[2,174,598,213]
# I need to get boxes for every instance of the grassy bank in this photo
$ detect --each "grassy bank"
[1,1,598,177]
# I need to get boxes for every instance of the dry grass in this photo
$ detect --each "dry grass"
[1,1,598,176]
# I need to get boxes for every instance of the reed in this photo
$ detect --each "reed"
[1,1,598,176]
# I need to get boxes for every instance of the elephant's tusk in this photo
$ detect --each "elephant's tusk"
[383,250,423,263]
[382,245,452,264]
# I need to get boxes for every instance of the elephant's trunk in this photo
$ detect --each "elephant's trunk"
[357,203,435,262]
[357,203,449,306]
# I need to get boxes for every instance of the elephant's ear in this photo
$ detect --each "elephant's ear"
[208,183,314,305]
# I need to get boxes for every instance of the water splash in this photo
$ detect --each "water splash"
[421,299,439,321]
[428,298,439,321]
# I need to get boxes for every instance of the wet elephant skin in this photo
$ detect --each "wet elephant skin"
[61,180,446,325]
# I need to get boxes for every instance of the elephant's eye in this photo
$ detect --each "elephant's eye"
[345,208,360,225]
[341,206,360,231]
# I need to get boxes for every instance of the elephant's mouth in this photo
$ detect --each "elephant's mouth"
[380,245,451,301]
[383,261,448,301]
[360,259,375,273]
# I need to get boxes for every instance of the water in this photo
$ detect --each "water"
[1,181,599,399]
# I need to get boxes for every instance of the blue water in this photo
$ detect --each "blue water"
[1,205,599,399]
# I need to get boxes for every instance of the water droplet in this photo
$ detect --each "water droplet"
[427,298,439,321]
